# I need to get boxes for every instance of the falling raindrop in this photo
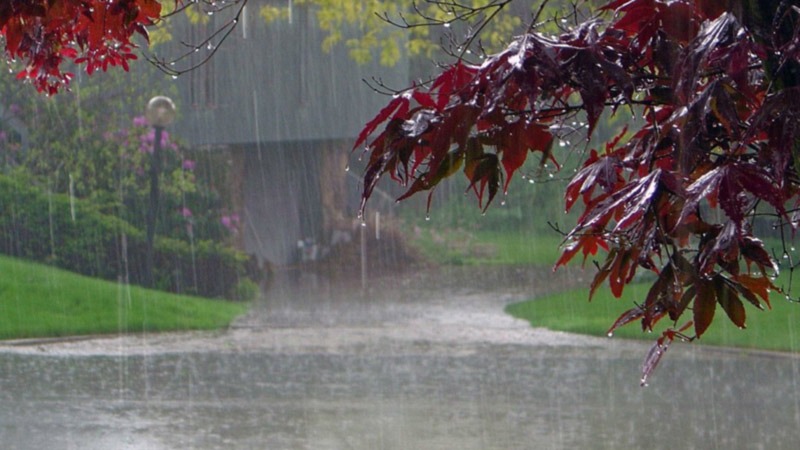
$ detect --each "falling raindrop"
[6,5,798,448]
[68,174,76,222]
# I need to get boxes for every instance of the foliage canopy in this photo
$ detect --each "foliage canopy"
[354,0,800,383]
[0,1,542,91]
[0,0,163,93]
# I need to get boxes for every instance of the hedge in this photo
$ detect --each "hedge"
[0,173,258,300]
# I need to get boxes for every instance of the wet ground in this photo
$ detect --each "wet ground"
[1,265,800,449]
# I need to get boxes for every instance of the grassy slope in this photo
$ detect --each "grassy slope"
[406,197,800,353]
[411,227,566,266]
[0,255,248,340]
[507,280,800,353]
[429,227,800,353]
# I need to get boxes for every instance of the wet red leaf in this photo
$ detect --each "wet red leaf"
[1,0,164,92]
[715,276,746,329]
[694,280,717,338]
[353,94,411,150]
[607,305,645,336]
[641,335,670,387]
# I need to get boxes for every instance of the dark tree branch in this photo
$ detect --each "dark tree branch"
[145,0,248,77]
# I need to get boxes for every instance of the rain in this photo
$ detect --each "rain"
[1,1,800,449]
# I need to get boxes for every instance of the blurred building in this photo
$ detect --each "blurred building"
[170,1,410,266]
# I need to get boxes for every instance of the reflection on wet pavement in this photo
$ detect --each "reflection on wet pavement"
[1,266,799,449]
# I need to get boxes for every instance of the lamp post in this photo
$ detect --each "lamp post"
[144,96,176,287]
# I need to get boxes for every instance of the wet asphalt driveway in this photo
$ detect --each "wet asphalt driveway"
[1,266,799,449]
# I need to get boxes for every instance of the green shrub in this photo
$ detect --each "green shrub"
[231,278,261,302]
[0,173,257,299]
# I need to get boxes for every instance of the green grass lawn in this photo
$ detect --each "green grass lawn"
[409,220,800,352]
[0,255,249,340]
[410,227,567,267]
[506,278,800,353]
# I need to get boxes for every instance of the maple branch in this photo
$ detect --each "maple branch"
[160,0,242,19]
[145,0,248,77]
[527,0,552,32]
[456,0,516,60]
[547,221,569,237]
[376,0,516,58]
[361,76,425,96]
[377,0,505,29]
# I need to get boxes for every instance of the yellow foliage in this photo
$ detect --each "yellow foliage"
[380,34,401,66]
[148,25,174,48]
[259,5,291,23]
[184,3,211,25]
[322,32,343,53]
[253,1,568,66]
[143,1,179,48]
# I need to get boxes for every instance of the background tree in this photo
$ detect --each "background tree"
[0,46,251,296]
[0,63,237,242]
[0,1,567,91]
[258,0,535,66]
[355,0,800,383]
